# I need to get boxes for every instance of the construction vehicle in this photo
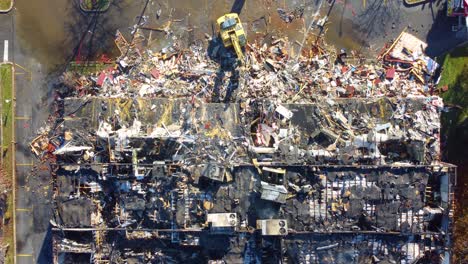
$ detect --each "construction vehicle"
[216,13,246,60]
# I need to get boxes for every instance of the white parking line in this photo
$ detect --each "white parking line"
[3,40,8,62]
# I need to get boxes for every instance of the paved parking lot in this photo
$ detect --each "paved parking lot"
[1,8,53,263]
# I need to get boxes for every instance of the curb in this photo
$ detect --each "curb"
[11,61,15,264]
[79,0,111,13]
[0,0,14,13]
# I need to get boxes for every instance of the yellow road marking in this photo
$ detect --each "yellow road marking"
[17,163,33,166]
[14,63,33,81]
[15,208,31,212]
[14,63,30,72]
[15,116,31,120]
[17,254,33,257]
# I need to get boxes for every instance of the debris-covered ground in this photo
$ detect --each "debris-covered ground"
[61,30,441,102]
[25,4,457,263]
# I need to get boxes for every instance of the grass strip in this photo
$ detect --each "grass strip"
[0,0,12,11]
[0,64,14,264]
[438,44,468,264]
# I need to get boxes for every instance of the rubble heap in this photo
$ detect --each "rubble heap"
[60,30,440,103]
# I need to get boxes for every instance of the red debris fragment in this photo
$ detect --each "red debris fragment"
[151,68,160,79]
[97,72,107,87]
[336,78,342,87]
[345,85,355,97]
[386,68,396,79]
[47,143,56,153]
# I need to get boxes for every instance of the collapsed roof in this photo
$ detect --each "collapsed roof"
[40,27,454,264]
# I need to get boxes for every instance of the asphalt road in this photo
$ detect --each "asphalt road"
[0,9,13,63]
[1,8,53,264]
[321,0,466,56]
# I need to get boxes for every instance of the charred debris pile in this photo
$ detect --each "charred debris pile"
[33,29,456,264]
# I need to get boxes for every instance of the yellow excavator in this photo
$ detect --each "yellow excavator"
[216,13,246,61]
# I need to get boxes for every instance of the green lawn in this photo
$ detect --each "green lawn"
[1,65,13,146]
[0,64,14,264]
[438,44,468,264]
[438,44,468,163]
[0,0,12,10]
[438,44,468,125]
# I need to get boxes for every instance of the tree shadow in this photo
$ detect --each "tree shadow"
[63,0,131,69]
[355,0,401,39]
[63,1,106,69]
[429,0,435,21]
[339,0,346,37]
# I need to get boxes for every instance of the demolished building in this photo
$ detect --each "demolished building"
[38,28,456,264]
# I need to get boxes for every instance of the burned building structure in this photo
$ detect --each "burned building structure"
[36,30,456,264]
[46,97,456,263]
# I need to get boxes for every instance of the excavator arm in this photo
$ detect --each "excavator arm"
[230,33,244,61]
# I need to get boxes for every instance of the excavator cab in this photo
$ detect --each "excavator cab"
[216,13,246,61]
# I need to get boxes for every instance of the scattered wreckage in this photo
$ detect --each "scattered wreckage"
[57,29,440,102]
[32,27,456,264]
